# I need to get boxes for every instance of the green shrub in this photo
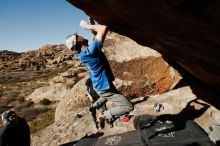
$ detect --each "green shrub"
[15,107,49,121]
[59,62,73,73]
[17,96,25,103]
[39,98,51,105]
[66,55,72,60]
[61,62,68,71]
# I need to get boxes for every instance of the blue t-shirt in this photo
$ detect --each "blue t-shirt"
[77,39,112,91]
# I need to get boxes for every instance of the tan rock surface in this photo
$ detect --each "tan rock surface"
[55,77,91,121]
[104,33,181,96]
[26,83,71,103]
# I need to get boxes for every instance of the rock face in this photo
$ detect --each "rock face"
[104,33,181,97]
[67,0,220,87]
[55,77,91,121]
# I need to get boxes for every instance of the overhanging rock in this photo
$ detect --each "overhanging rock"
[67,0,220,87]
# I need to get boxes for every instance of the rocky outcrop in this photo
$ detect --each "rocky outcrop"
[31,86,220,146]
[0,50,21,62]
[67,0,220,87]
[0,44,74,72]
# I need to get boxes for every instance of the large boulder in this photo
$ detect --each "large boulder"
[104,33,181,97]
[67,0,220,87]
[26,83,71,103]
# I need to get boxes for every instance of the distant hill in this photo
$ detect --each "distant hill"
[0,50,21,61]
[0,44,74,72]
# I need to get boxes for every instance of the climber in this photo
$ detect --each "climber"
[66,18,133,127]
[0,110,30,146]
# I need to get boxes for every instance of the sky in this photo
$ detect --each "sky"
[0,0,91,52]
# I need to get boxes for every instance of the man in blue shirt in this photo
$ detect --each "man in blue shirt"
[66,18,133,126]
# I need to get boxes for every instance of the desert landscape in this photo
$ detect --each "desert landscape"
[1,0,220,145]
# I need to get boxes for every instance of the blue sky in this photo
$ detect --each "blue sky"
[0,0,90,52]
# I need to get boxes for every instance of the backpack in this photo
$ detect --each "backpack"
[134,115,215,146]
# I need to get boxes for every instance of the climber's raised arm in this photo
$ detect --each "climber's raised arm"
[80,19,108,43]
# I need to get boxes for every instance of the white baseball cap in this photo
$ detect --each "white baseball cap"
[66,33,78,51]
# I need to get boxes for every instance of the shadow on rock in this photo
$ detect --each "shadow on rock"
[174,63,220,110]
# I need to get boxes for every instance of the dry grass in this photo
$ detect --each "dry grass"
[29,109,55,133]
